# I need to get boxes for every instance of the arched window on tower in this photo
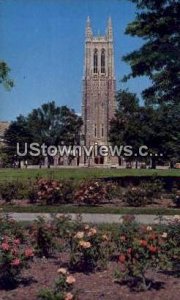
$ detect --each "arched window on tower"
[94,124,97,137]
[93,49,98,73]
[102,124,104,137]
[101,49,105,73]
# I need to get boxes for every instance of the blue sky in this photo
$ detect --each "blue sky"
[0,0,150,121]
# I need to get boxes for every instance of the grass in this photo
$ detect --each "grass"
[0,168,179,182]
[0,205,179,215]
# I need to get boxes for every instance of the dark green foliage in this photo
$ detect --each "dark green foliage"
[0,61,14,90]
[171,188,180,208]
[109,90,180,166]
[0,180,35,202]
[52,215,83,240]
[123,0,180,106]
[27,102,83,147]
[0,182,19,203]
[123,179,164,207]
[3,115,33,165]
[0,214,25,241]
[28,217,57,258]
[124,186,152,207]
[2,102,82,166]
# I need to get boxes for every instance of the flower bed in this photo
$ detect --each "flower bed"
[0,177,179,209]
[0,214,179,299]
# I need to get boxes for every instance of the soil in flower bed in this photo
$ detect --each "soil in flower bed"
[0,253,179,300]
[1,196,176,209]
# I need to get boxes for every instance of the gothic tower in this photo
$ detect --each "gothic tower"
[82,17,116,165]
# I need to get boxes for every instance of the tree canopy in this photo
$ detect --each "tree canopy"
[109,90,180,167]
[0,61,14,90]
[27,101,82,146]
[123,0,180,106]
[3,102,82,166]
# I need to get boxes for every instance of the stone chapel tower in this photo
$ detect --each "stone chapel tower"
[82,17,116,165]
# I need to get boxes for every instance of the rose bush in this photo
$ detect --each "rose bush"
[0,213,25,242]
[123,186,152,207]
[32,179,74,205]
[0,235,34,287]
[52,215,84,249]
[165,215,180,269]
[74,180,115,205]
[69,224,112,271]
[28,217,57,258]
[115,217,170,291]
[123,179,164,207]
[38,268,77,300]
[172,189,180,208]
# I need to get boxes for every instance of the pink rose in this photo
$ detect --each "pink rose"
[24,248,34,258]
[1,243,10,251]
[14,239,20,245]
[11,258,21,266]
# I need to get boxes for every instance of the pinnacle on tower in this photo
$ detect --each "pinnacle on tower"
[86,16,93,40]
[107,16,113,41]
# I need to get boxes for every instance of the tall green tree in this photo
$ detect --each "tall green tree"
[3,116,33,166]
[123,0,180,106]
[109,90,180,168]
[27,101,82,146]
[156,103,180,166]
[3,102,83,166]
[0,61,14,90]
[110,90,140,149]
[110,90,145,166]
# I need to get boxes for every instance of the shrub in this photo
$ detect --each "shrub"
[123,179,164,207]
[123,186,151,207]
[74,180,114,205]
[28,217,57,258]
[0,214,25,241]
[141,178,164,199]
[33,179,74,205]
[52,215,83,240]
[171,189,180,208]
[123,183,162,207]
[26,184,38,203]
[166,215,180,262]
[115,217,170,291]
[114,215,138,248]
[105,181,121,199]
[0,180,36,202]
[0,235,33,287]
[69,224,112,272]
[38,268,77,300]
[0,181,19,203]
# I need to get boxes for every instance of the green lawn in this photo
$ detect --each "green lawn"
[0,204,179,215]
[0,168,179,182]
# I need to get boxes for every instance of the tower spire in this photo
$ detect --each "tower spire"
[86,16,93,40]
[107,16,113,41]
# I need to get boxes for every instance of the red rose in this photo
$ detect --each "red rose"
[24,248,34,258]
[148,245,157,253]
[140,240,147,247]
